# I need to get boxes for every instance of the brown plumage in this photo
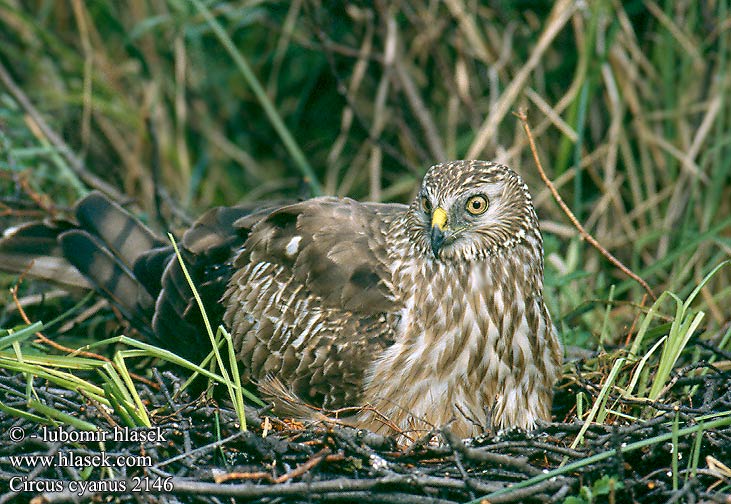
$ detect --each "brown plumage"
[0,160,562,439]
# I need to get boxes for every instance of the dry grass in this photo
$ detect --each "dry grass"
[1,1,731,501]
[1,1,729,339]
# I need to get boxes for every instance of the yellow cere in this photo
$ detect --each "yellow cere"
[431,207,448,230]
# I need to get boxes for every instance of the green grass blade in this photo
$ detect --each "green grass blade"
[0,321,44,350]
[27,399,99,431]
[469,413,731,503]
[188,0,321,195]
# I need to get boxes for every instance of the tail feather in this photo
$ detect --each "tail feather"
[0,190,285,362]
[58,229,155,333]
[0,221,90,290]
[73,192,167,268]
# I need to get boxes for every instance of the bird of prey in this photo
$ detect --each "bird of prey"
[0,160,562,439]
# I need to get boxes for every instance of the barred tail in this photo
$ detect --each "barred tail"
[0,191,257,362]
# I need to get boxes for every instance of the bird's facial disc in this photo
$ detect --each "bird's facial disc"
[428,198,484,257]
[414,161,537,262]
[421,186,510,260]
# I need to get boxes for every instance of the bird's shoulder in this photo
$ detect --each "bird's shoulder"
[233,196,407,313]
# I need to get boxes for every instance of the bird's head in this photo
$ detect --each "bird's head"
[407,160,541,262]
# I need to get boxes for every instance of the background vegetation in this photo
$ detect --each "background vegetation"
[1,0,730,502]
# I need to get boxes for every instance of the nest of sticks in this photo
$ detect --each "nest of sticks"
[2,340,730,504]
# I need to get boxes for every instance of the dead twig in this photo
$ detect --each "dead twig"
[516,111,656,300]
[625,293,650,347]
[10,268,157,389]
[214,448,342,484]
[442,428,542,476]
[16,171,57,216]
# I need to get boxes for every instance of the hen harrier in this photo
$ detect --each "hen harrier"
[0,160,561,438]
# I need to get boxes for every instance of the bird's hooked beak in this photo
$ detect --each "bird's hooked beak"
[430,207,448,256]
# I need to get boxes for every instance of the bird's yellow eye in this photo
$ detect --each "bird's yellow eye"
[421,195,432,213]
[465,195,488,215]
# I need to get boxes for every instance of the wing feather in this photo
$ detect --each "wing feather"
[225,197,406,410]
[237,197,403,313]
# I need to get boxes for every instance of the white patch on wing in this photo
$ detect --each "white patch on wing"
[285,236,302,257]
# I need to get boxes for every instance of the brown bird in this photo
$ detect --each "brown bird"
[0,160,562,438]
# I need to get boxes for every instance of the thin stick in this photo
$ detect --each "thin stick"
[516,111,656,300]
[624,294,649,347]
[10,269,102,360]
[466,0,577,159]
[10,269,157,388]
[214,449,341,484]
